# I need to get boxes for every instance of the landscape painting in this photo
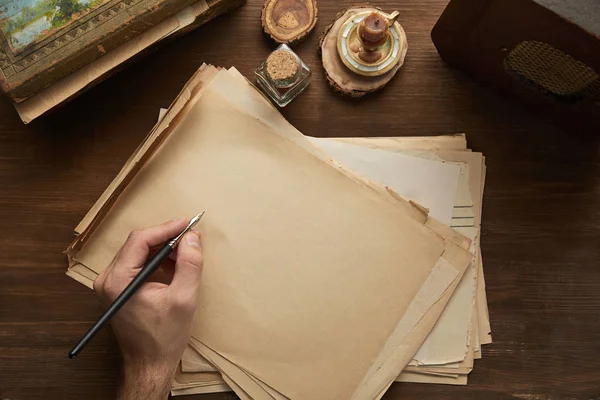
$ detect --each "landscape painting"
[0,0,110,53]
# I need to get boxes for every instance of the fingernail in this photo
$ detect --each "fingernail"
[186,232,200,248]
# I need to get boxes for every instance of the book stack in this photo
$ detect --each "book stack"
[66,64,490,399]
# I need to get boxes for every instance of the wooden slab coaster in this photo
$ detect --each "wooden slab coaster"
[262,0,318,45]
[319,5,408,97]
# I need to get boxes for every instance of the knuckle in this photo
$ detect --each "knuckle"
[137,290,159,307]
[127,229,143,242]
[100,279,120,301]
[93,275,104,295]
[180,255,204,271]
[169,295,195,314]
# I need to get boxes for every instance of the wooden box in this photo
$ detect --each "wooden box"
[431,0,600,136]
[0,0,244,120]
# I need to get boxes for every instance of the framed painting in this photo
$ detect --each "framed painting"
[0,0,197,102]
[1,0,113,53]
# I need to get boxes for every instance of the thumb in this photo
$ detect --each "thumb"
[169,231,204,300]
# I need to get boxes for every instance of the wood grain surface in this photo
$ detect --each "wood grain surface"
[1,1,599,399]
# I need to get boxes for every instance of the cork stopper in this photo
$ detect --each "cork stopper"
[266,49,299,86]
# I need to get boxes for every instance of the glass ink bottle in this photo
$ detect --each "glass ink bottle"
[255,44,311,107]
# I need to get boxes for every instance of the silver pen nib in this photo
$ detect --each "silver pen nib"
[169,212,205,248]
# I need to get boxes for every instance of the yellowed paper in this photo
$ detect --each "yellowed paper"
[308,138,461,225]
[68,130,488,390]
[192,71,474,396]
[397,371,468,386]
[71,83,467,399]
[171,383,231,396]
[181,346,217,373]
[336,138,489,381]
[65,265,94,289]
[332,135,467,151]
[64,66,482,396]
[192,339,277,400]
[72,64,219,238]
[172,368,222,388]
[352,254,469,399]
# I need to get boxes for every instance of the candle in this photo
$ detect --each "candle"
[359,12,390,50]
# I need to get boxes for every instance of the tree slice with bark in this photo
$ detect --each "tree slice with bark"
[319,5,408,97]
[262,0,318,45]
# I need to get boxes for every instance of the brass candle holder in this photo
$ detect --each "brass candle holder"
[336,10,405,77]
[319,5,408,96]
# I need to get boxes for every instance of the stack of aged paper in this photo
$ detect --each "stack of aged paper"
[66,64,490,398]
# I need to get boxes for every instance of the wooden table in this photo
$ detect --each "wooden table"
[1,1,599,399]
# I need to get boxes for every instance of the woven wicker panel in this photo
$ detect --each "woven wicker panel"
[504,40,599,101]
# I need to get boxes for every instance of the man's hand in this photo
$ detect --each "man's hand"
[94,219,203,400]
